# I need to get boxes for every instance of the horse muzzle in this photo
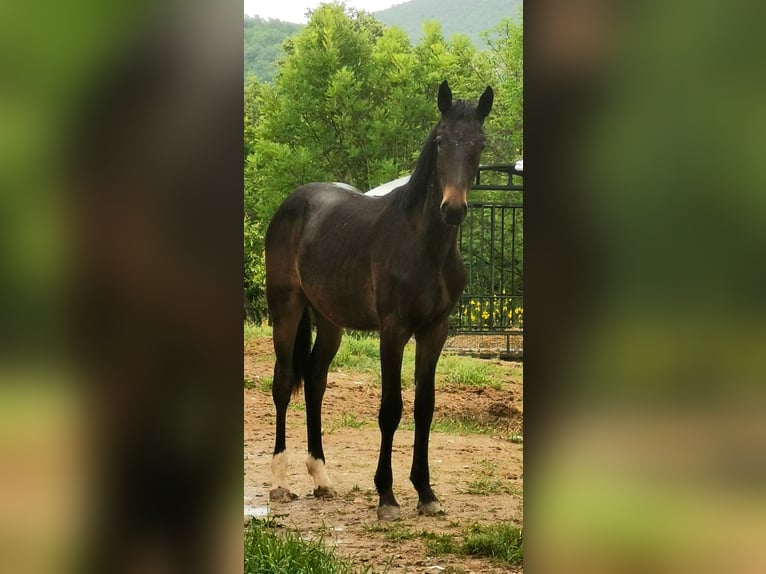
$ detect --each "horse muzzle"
[440,199,467,225]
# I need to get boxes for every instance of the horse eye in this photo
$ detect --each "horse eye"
[434,137,442,148]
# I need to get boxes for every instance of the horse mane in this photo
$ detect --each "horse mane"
[394,100,479,212]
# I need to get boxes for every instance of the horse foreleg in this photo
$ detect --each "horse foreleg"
[304,313,342,499]
[411,321,449,515]
[374,326,408,520]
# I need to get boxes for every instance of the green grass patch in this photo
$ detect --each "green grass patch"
[417,523,522,566]
[363,522,415,542]
[462,475,507,496]
[383,523,419,542]
[462,522,523,565]
[244,375,272,392]
[244,519,380,574]
[458,459,519,496]
[438,355,503,389]
[325,411,370,433]
[426,416,496,436]
[244,321,272,341]
[420,530,460,555]
[331,334,381,373]
[319,332,510,394]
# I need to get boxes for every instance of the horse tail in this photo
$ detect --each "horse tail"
[291,307,312,395]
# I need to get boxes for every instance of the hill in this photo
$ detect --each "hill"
[244,16,302,83]
[244,0,522,82]
[375,0,521,47]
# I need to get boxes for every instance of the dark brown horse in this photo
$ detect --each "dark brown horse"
[265,80,493,520]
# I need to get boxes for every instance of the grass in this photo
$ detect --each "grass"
[249,327,510,394]
[244,321,272,341]
[462,475,508,496]
[363,521,523,567]
[423,416,496,436]
[244,375,273,392]
[325,411,370,433]
[419,522,523,566]
[457,460,521,496]
[462,522,523,565]
[421,530,460,555]
[343,483,373,501]
[244,518,522,572]
[331,335,381,373]
[331,333,507,392]
[364,522,420,542]
[245,519,382,574]
[439,355,503,389]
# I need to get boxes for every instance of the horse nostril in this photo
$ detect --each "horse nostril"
[439,201,466,225]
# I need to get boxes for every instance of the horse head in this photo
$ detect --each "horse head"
[434,80,494,225]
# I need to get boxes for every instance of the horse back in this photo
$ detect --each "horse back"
[265,183,388,329]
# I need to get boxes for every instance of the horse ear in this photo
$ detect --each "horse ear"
[476,86,494,121]
[438,80,452,114]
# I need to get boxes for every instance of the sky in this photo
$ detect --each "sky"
[243,0,401,24]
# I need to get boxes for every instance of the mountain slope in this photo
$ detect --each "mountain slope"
[375,0,521,47]
[244,0,522,82]
[244,16,302,83]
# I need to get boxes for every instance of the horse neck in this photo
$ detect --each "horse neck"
[400,140,460,263]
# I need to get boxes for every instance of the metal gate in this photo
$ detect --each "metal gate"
[448,164,523,356]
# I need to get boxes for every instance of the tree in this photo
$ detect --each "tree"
[480,17,523,163]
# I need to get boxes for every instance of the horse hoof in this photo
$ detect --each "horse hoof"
[313,486,337,499]
[269,487,298,502]
[417,501,443,516]
[377,504,401,521]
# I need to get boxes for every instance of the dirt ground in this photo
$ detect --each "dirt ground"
[244,336,524,573]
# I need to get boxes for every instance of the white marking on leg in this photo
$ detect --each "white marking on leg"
[306,455,333,490]
[271,452,290,490]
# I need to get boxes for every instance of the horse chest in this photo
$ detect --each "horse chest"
[380,257,464,327]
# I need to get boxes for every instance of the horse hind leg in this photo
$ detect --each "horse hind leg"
[304,312,343,499]
[269,298,311,502]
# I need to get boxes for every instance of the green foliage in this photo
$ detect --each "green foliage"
[244,212,267,322]
[480,17,524,162]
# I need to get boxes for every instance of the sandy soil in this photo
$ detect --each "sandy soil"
[244,336,523,573]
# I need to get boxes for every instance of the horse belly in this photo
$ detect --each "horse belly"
[300,267,380,331]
